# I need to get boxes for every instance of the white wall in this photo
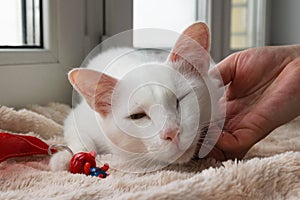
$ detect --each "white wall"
[270,0,300,45]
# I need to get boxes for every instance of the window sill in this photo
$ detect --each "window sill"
[0,49,58,66]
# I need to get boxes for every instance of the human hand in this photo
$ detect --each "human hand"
[208,45,300,160]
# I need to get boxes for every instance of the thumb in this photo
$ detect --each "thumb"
[209,53,239,86]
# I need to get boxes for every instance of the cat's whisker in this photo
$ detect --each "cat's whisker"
[137,143,173,170]
[119,154,154,170]
[130,157,149,167]
[143,153,159,171]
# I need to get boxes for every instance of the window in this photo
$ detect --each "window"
[133,0,197,48]
[230,0,267,50]
[0,0,42,48]
[107,0,269,61]
[0,0,101,107]
[210,0,268,60]
[0,0,57,66]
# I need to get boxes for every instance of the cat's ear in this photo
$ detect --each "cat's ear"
[169,22,210,74]
[68,68,118,117]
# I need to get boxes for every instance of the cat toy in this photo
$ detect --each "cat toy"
[48,144,110,178]
[0,132,109,178]
[0,132,57,162]
[68,150,109,178]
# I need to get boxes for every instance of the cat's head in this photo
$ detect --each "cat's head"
[69,22,213,167]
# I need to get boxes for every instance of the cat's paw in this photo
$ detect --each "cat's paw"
[49,150,72,171]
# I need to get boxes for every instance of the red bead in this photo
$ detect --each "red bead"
[100,163,109,172]
[83,162,91,175]
[69,152,96,174]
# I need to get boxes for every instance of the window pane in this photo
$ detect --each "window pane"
[0,0,42,47]
[230,2,250,49]
[230,0,251,49]
[230,0,266,50]
[232,0,247,4]
[0,0,22,46]
[133,0,197,48]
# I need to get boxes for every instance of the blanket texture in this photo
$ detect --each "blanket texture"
[0,103,299,200]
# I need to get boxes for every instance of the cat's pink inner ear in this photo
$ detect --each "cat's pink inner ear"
[68,68,118,117]
[184,22,210,51]
[169,22,210,62]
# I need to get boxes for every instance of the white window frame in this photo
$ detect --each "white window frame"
[0,0,103,66]
[105,0,270,62]
[0,0,59,66]
[209,0,270,61]
[0,0,103,107]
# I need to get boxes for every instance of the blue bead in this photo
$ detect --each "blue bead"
[89,167,107,177]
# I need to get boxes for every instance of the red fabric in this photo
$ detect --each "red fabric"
[0,132,56,162]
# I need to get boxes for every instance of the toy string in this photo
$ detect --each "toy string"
[48,144,74,156]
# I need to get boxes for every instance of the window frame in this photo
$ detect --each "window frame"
[0,0,59,66]
[105,0,270,62]
[0,0,103,66]
[0,0,44,48]
[0,0,103,107]
[210,0,270,61]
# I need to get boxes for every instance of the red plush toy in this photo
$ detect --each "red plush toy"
[0,132,56,163]
[0,132,109,178]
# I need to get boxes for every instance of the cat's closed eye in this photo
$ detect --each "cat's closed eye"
[176,99,180,110]
[176,92,190,110]
[129,113,148,120]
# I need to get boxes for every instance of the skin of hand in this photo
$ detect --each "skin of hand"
[208,45,300,160]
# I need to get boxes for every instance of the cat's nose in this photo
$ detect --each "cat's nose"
[160,127,180,143]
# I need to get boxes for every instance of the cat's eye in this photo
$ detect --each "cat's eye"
[176,99,180,110]
[129,113,147,120]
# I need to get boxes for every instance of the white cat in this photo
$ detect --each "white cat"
[50,22,222,171]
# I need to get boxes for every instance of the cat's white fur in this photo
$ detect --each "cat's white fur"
[50,23,220,171]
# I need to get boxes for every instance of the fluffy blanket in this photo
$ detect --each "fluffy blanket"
[0,103,299,200]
